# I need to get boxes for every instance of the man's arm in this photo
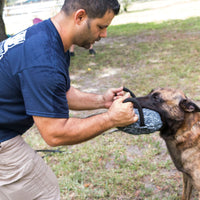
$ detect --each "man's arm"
[33,93,138,147]
[66,86,124,110]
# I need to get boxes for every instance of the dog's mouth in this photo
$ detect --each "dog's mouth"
[133,100,166,130]
[121,88,166,130]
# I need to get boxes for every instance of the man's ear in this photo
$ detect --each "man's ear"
[74,9,87,25]
[179,99,200,113]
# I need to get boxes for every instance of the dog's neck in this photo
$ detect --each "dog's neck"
[160,119,183,140]
[160,112,200,140]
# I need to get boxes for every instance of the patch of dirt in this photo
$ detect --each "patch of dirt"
[112,0,200,25]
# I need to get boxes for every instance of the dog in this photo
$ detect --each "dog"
[135,88,200,200]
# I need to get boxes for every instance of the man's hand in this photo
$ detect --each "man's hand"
[103,86,124,108]
[107,93,139,127]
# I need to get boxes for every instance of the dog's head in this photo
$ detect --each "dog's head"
[136,88,200,137]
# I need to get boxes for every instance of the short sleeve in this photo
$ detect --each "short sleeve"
[18,66,69,118]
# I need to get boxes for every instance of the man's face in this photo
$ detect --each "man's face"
[75,10,115,49]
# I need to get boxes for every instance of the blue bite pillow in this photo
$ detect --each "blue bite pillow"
[118,108,163,135]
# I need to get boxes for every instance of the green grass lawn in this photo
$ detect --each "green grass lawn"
[24,17,200,199]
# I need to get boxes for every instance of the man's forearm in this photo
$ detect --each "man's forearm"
[66,86,105,110]
[34,112,114,146]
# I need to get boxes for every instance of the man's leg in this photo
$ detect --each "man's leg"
[0,135,60,200]
[0,189,9,200]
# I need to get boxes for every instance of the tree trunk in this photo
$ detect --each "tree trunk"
[0,0,8,42]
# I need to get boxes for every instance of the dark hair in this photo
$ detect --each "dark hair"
[61,0,120,18]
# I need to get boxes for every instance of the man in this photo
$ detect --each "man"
[0,0,138,199]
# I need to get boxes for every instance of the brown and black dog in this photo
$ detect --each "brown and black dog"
[136,88,200,200]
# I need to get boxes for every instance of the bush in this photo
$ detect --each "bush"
[119,0,134,12]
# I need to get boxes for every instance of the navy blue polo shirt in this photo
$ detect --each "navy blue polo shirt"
[0,19,71,142]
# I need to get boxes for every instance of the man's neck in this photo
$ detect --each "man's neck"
[51,11,74,52]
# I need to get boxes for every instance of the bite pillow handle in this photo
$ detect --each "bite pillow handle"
[123,97,145,127]
[123,87,136,98]
[122,87,145,127]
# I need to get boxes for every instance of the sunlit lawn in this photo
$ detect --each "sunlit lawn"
[24,17,200,199]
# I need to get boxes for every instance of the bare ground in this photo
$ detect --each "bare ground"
[21,1,200,199]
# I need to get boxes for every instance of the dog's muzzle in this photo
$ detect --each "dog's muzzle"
[117,87,163,135]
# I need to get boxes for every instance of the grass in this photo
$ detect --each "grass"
[24,16,200,199]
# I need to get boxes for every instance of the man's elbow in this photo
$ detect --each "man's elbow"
[41,132,77,147]
[46,137,61,147]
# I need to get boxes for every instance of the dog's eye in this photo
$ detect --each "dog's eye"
[152,93,161,102]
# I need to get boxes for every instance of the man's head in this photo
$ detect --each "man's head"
[61,0,120,18]
[56,0,120,50]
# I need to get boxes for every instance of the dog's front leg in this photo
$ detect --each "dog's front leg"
[182,173,193,200]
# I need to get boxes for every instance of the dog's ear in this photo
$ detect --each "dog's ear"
[179,99,200,113]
